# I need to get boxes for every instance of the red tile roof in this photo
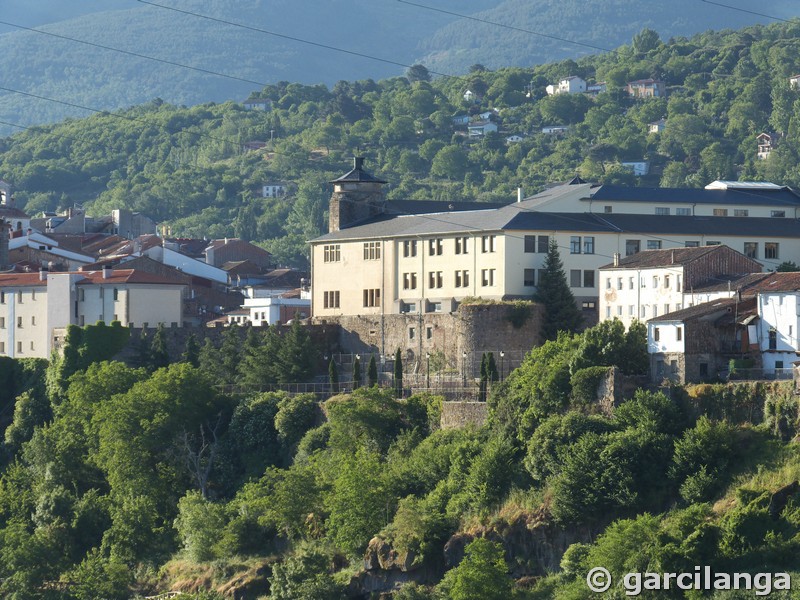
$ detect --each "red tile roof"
[74,269,186,286]
[0,273,48,287]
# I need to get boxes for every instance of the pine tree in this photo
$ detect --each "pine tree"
[487,352,499,383]
[393,348,403,398]
[219,324,242,384]
[183,333,200,367]
[352,357,362,390]
[367,355,378,387]
[329,358,339,393]
[149,323,170,371]
[535,239,583,341]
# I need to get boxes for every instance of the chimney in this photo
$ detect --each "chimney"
[354,156,364,170]
[517,187,523,203]
[613,252,620,267]
[102,265,112,279]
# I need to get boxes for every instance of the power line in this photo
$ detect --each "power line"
[0,119,31,131]
[698,0,793,23]
[136,0,464,81]
[0,19,270,89]
[395,0,613,53]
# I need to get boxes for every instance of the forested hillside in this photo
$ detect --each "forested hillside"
[0,0,795,132]
[2,20,800,268]
[3,319,800,598]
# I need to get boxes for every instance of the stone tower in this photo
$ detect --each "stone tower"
[328,157,387,232]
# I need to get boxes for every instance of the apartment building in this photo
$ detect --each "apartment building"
[0,267,185,359]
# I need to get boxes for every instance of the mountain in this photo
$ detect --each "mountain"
[0,0,797,135]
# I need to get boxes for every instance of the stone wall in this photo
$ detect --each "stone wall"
[440,401,488,429]
[314,301,543,375]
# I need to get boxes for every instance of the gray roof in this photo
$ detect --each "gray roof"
[587,184,800,207]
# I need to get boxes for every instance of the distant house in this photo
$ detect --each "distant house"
[541,125,570,135]
[546,76,587,96]
[648,118,667,134]
[262,183,288,198]
[467,121,498,138]
[452,114,471,126]
[620,161,650,176]
[505,135,525,144]
[478,109,499,121]
[790,74,800,90]
[242,98,273,111]
[626,79,666,98]
[204,238,272,271]
[243,141,267,152]
[463,89,482,103]
[757,132,779,160]
[587,81,607,95]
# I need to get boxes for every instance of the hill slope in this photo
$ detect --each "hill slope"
[0,0,798,134]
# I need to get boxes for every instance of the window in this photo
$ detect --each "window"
[31,316,35,326]
[428,271,443,289]
[0,317,3,328]
[583,236,595,254]
[640,305,646,318]
[629,305,635,316]
[400,302,417,314]
[524,269,536,287]
[30,341,34,351]
[363,288,381,307]
[570,236,581,254]
[17,291,22,304]
[647,240,662,250]
[363,241,381,260]
[426,326,433,340]
[641,277,646,288]
[769,328,777,350]
[676,327,682,341]
[664,304,670,314]
[583,301,596,310]
[685,241,699,247]
[17,341,22,354]
[403,272,418,290]
[17,316,22,328]
[676,303,682,311]
[676,207,691,216]
[653,305,658,317]
[713,208,728,216]
[0,292,4,303]
[570,270,582,287]
[734,209,749,217]
[455,270,470,288]
[481,269,495,286]
[0,342,4,354]
[744,242,758,259]
[323,291,340,308]
[403,240,417,258]
[655,207,670,215]
[113,288,119,301]
[604,205,612,213]
[31,290,36,301]
[707,241,721,246]
[776,360,785,370]
[481,235,496,253]
[323,244,341,262]
[584,270,595,288]
[625,239,640,256]
[699,363,708,377]
[617,305,623,316]
[409,327,416,340]
[654,327,660,342]
[629,277,634,290]
[428,301,443,313]
[455,236,468,254]
[537,235,549,253]
[771,210,786,218]
[524,235,536,253]
[765,243,779,260]
[664,275,670,288]
[605,278,611,289]
[606,306,611,318]
[428,238,443,256]
[653,276,659,288]
[79,289,85,302]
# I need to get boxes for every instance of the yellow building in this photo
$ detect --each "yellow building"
[311,162,800,321]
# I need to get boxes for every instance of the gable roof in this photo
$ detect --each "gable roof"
[600,245,726,270]
[587,184,800,207]
[649,297,753,323]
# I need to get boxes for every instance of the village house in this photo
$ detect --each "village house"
[242,98,273,111]
[467,121,498,138]
[0,267,185,359]
[757,132,779,160]
[620,161,650,176]
[587,81,607,95]
[599,245,762,329]
[261,183,288,198]
[626,79,666,98]
[546,76,587,95]
[648,118,667,134]
[790,74,800,90]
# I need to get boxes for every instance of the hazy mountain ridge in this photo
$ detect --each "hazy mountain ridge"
[0,0,797,135]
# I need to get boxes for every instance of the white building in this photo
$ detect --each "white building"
[0,268,185,359]
[467,121,498,137]
[262,183,288,198]
[755,274,800,377]
[620,161,650,176]
[546,76,587,95]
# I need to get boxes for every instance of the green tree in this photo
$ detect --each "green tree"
[149,322,170,371]
[535,240,582,340]
[269,546,346,600]
[431,146,470,181]
[183,333,200,367]
[367,355,378,387]
[352,356,362,390]
[328,358,339,393]
[406,64,432,83]
[633,28,661,53]
[394,348,404,398]
[437,538,512,600]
